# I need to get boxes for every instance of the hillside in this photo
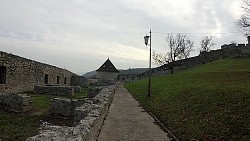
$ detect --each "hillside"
[125,58,250,140]
[82,70,96,78]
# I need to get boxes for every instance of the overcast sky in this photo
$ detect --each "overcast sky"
[0,0,246,74]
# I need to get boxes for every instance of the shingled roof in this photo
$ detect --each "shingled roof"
[96,58,119,73]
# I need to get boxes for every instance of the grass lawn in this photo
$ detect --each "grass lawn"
[125,58,250,140]
[0,88,88,141]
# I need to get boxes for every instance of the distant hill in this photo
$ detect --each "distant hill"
[82,71,96,78]
[82,68,148,78]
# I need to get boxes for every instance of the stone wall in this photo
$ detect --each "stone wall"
[0,51,82,93]
[96,71,119,81]
[124,46,249,82]
[34,85,76,96]
[221,43,250,55]
[34,85,81,95]
[97,79,117,86]
[0,93,32,112]
[27,84,117,141]
[70,76,88,88]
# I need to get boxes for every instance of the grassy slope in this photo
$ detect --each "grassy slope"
[0,88,88,141]
[125,58,250,140]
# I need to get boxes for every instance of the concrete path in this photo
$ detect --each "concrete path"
[98,84,171,141]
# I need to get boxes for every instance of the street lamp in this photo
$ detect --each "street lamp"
[144,30,152,97]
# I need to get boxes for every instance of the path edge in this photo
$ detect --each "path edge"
[125,84,179,141]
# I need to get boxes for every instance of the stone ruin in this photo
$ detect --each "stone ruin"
[34,85,81,96]
[0,51,87,94]
[34,85,74,96]
[0,93,32,112]
[27,84,117,141]
[50,98,86,117]
[49,86,106,117]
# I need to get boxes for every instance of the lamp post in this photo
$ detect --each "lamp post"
[144,29,151,97]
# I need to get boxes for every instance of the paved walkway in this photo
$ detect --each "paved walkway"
[98,84,170,141]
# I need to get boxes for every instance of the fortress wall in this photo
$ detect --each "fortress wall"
[0,51,77,93]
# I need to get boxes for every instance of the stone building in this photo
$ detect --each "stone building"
[96,58,119,81]
[0,51,86,93]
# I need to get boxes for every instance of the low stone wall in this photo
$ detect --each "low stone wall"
[34,85,74,96]
[0,93,32,112]
[27,84,117,141]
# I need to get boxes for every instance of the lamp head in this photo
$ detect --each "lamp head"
[144,35,150,46]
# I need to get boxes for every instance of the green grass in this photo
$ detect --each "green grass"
[70,88,88,99]
[125,58,250,140]
[0,88,88,140]
[28,88,88,111]
[0,111,40,141]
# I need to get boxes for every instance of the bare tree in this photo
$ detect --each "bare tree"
[237,0,250,35]
[152,33,194,74]
[177,34,194,59]
[167,33,194,61]
[152,51,170,66]
[200,36,215,52]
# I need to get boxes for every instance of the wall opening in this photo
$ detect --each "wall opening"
[57,76,60,84]
[0,66,6,84]
[45,74,49,84]
[64,77,67,84]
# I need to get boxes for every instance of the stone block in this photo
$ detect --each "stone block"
[74,103,92,124]
[51,98,72,116]
[0,93,32,112]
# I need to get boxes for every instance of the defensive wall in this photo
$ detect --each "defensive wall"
[0,51,87,93]
[118,43,250,82]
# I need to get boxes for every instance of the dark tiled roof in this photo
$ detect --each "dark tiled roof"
[96,58,119,73]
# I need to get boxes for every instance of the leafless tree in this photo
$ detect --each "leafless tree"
[152,51,170,66]
[238,0,250,35]
[152,33,194,74]
[177,34,194,59]
[200,36,215,52]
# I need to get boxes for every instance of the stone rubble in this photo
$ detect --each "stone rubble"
[0,93,32,112]
[51,98,92,118]
[51,98,72,117]
[87,87,103,98]
[27,84,117,141]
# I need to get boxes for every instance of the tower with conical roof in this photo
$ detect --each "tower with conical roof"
[96,58,119,81]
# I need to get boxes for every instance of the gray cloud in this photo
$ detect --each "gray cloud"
[0,0,246,74]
